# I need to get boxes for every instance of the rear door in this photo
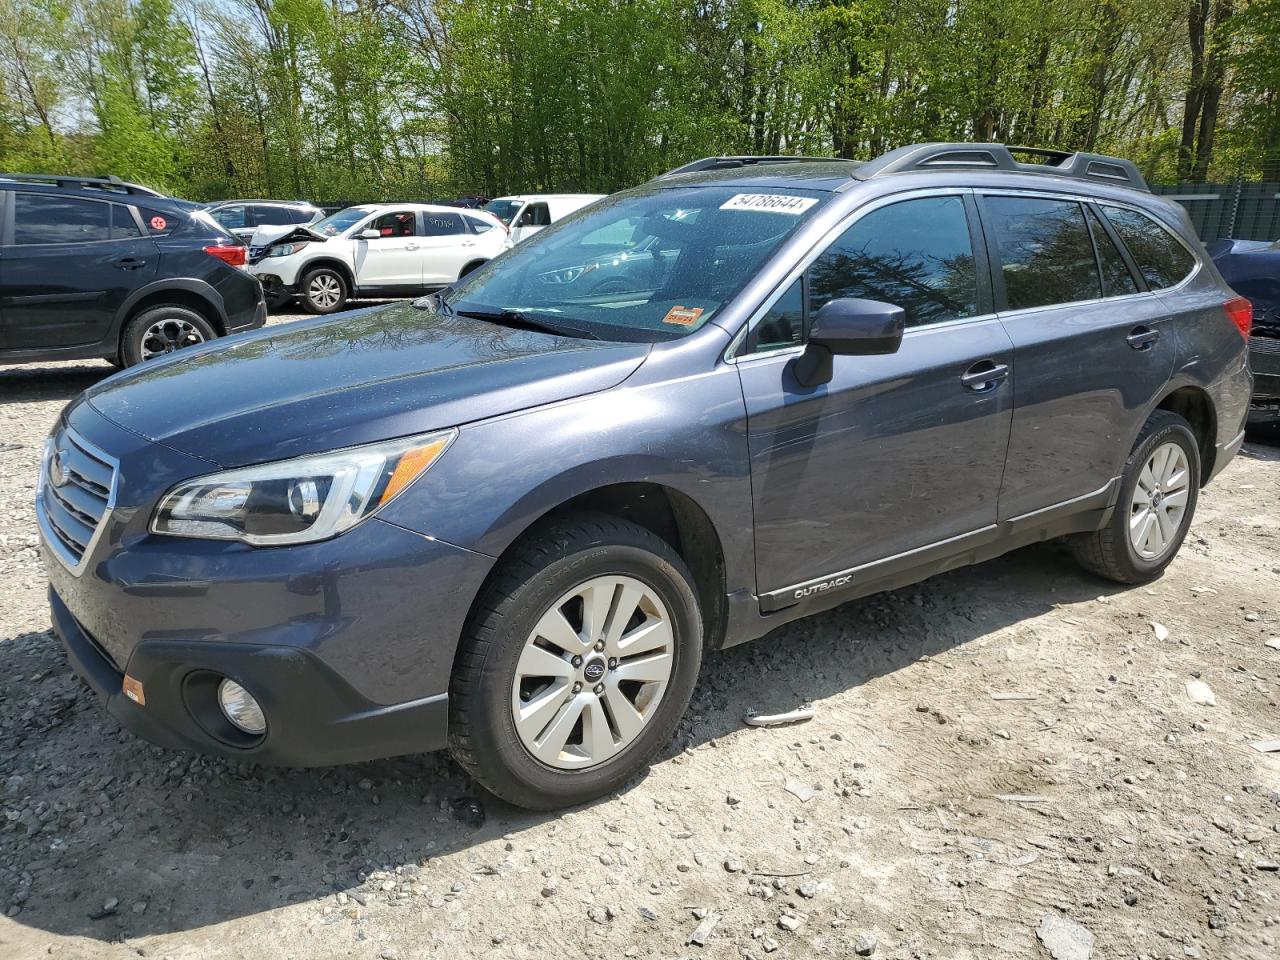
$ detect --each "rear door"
[0,193,158,350]
[980,192,1176,519]
[736,191,1015,602]
[352,209,421,287]
[416,211,472,285]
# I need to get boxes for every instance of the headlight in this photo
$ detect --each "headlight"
[151,429,456,545]
[265,241,308,258]
[536,264,597,285]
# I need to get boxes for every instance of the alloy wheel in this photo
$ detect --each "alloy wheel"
[308,274,342,309]
[140,318,206,360]
[511,575,674,770]
[1129,440,1191,560]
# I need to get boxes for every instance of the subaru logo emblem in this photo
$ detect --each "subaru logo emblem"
[583,659,606,683]
[50,449,70,488]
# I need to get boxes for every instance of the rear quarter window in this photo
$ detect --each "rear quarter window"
[136,207,179,235]
[1101,206,1197,290]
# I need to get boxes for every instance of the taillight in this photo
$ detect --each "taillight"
[1224,296,1253,339]
[204,243,246,268]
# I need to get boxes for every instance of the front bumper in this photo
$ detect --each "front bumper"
[253,273,295,303]
[41,402,495,766]
[51,588,449,765]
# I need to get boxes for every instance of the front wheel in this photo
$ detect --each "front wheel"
[1070,410,1200,583]
[299,267,348,314]
[449,513,703,810]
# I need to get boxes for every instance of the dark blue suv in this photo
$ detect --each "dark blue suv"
[38,144,1252,809]
[0,174,265,366]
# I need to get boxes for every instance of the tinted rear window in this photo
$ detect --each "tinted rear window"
[985,196,1101,309]
[1101,205,1197,290]
[111,203,143,239]
[136,207,178,235]
[13,194,112,244]
[421,212,466,237]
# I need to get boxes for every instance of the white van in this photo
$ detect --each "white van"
[483,193,606,246]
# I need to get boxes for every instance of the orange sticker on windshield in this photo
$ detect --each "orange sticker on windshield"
[662,305,703,326]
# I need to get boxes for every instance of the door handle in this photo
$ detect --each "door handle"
[960,359,1010,392]
[405,242,420,251]
[462,241,476,247]
[114,257,147,270]
[1127,325,1161,350]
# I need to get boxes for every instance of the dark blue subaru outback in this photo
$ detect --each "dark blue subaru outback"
[39,144,1252,809]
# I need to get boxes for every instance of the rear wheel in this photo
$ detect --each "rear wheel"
[1070,411,1200,583]
[300,267,348,314]
[449,513,702,810]
[121,305,217,366]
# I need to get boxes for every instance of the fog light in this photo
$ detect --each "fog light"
[217,679,266,735]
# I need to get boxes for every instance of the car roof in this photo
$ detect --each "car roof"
[0,179,198,213]
[651,143,1153,200]
[208,198,317,207]
[491,194,606,202]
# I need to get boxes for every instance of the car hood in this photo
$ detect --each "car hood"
[249,224,327,248]
[83,304,650,468]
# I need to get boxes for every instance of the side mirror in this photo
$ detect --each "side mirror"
[358,229,381,240]
[792,298,905,387]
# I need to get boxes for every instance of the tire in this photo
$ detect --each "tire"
[120,305,218,366]
[449,512,703,810]
[299,267,348,314]
[1070,410,1201,584]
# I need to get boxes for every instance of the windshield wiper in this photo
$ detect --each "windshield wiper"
[454,306,601,340]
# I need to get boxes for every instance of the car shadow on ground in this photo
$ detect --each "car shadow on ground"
[0,362,116,404]
[1,539,1130,942]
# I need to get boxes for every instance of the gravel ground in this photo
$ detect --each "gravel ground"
[1,305,1279,960]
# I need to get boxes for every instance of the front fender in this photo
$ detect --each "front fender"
[378,364,756,595]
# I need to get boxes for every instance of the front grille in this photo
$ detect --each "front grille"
[36,427,118,574]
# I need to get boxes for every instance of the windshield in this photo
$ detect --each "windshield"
[449,186,827,341]
[483,198,523,225]
[311,206,374,237]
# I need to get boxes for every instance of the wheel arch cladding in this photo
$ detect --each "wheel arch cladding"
[453,482,729,684]
[302,258,355,290]
[125,288,224,336]
[1155,385,1216,484]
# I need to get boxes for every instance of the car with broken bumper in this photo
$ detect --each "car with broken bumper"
[39,143,1251,810]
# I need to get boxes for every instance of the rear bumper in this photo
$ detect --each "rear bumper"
[51,587,450,766]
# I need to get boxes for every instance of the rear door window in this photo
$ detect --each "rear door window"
[253,203,305,225]
[1086,207,1139,297]
[808,194,980,328]
[420,212,466,237]
[1100,205,1196,290]
[210,204,248,230]
[12,194,112,244]
[984,196,1101,309]
[111,204,144,239]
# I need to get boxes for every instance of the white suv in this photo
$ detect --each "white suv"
[482,194,605,247]
[248,203,506,313]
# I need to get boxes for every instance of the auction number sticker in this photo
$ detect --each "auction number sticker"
[719,193,818,215]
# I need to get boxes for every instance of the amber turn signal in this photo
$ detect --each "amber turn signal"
[122,675,145,706]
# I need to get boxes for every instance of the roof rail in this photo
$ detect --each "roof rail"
[856,142,1149,192]
[659,156,862,178]
[0,173,167,197]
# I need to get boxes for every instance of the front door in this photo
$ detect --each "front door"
[352,210,421,287]
[736,192,1014,603]
[0,193,157,350]
[979,193,1178,519]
